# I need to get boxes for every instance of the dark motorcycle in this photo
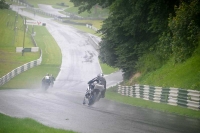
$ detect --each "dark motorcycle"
[42,79,50,90]
[83,82,105,106]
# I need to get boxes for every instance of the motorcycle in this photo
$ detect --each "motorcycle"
[83,81,105,106]
[42,78,50,90]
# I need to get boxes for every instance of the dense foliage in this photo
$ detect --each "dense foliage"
[70,0,200,79]
[168,0,200,63]
[0,0,9,9]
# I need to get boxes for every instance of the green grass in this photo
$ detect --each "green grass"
[0,26,62,89]
[0,10,34,47]
[106,86,200,119]
[0,113,76,133]
[99,60,119,74]
[64,6,109,19]
[136,47,200,91]
[0,9,40,77]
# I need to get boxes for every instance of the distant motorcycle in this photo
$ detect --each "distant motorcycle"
[83,81,105,106]
[42,78,50,90]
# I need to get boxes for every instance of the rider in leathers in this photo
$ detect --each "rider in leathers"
[88,73,106,98]
[42,73,51,87]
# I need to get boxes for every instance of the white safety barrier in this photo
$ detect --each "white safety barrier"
[118,84,200,110]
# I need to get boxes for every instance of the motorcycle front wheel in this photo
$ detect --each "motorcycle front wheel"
[88,91,97,106]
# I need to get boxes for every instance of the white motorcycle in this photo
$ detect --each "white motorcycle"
[83,81,105,106]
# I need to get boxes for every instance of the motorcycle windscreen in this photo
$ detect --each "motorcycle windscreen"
[94,84,104,91]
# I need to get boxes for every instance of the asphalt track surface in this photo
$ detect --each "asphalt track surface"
[0,5,200,133]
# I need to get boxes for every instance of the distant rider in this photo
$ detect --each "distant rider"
[42,73,51,87]
[50,74,55,87]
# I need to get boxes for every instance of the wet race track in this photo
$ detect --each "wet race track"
[0,5,200,133]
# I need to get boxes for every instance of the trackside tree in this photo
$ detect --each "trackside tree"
[70,0,200,79]
[0,0,9,9]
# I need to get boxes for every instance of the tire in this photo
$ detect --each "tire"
[88,92,97,106]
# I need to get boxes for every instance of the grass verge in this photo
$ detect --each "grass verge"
[0,26,62,89]
[99,60,118,74]
[0,113,76,133]
[64,5,108,19]
[0,9,40,77]
[136,45,200,91]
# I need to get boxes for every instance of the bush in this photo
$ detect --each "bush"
[157,31,173,61]
[168,0,200,63]
[135,52,163,74]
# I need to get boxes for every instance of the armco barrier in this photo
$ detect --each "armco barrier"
[0,56,42,87]
[118,84,200,110]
